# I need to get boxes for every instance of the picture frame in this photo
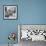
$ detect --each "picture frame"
[18,24,46,41]
[3,5,18,20]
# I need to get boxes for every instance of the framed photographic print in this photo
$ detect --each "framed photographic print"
[18,24,46,41]
[3,5,18,20]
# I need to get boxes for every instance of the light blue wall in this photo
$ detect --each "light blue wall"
[20,0,46,24]
[0,0,19,44]
[0,0,46,44]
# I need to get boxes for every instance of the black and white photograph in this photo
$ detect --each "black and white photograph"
[18,24,46,46]
[3,5,17,20]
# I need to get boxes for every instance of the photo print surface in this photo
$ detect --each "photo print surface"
[3,5,17,20]
[19,25,46,41]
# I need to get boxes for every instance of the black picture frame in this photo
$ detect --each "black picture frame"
[3,5,18,20]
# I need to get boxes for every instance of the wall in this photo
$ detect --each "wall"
[20,0,46,24]
[0,0,19,44]
[0,0,46,44]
